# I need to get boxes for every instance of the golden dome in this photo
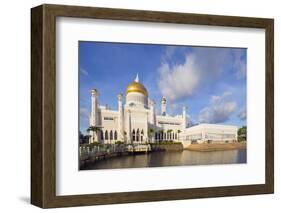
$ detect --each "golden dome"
[126,81,148,96]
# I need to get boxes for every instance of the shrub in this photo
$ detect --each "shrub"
[115,141,124,145]
[89,142,99,147]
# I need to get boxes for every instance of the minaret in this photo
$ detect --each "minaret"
[127,110,132,144]
[161,97,166,116]
[182,106,187,131]
[118,93,124,141]
[90,89,99,143]
[149,99,156,125]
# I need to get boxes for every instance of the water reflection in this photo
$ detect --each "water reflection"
[81,149,247,170]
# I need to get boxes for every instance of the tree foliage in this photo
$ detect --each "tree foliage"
[238,126,247,141]
[87,125,102,133]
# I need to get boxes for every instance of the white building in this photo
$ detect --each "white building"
[182,124,238,144]
[88,74,238,144]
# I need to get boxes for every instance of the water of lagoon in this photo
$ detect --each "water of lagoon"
[80,149,247,170]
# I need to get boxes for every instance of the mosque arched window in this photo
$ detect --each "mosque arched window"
[114,131,117,140]
[100,130,104,140]
[132,129,136,141]
[136,129,140,142]
[172,132,174,140]
[110,130,113,140]
[163,133,166,141]
[141,130,144,142]
[105,131,108,140]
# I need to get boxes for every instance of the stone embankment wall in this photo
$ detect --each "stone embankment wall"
[186,142,246,152]
[151,143,183,151]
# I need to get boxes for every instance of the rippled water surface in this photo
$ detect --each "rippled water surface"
[81,149,247,170]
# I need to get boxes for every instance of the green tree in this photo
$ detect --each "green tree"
[238,126,247,142]
[79,131,83,138]
[79,131,84,144]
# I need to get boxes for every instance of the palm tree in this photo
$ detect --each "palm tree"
[87,126,102,143]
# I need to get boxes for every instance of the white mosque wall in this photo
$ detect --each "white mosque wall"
[124,108,149,143]
[153,115,184,142]
[126,92,148,108]
[98,109,119,144]
[156,115,183,130]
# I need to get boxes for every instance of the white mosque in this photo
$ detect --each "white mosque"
[88,74,238,144]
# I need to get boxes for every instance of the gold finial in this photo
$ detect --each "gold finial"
[135,73,139,82]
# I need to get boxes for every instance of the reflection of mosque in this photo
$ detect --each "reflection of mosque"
[89,74,238,144]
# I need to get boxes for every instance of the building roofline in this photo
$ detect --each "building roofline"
[186,123,238,130]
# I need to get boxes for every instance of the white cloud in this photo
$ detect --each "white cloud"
[157,47,246,102]
[158,55,200,101]
[80,68,88,76]
[199,92,237,123]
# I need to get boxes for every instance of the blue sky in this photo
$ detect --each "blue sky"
[79,41,247,134]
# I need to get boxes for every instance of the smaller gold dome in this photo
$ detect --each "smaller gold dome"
[126,81,148,96]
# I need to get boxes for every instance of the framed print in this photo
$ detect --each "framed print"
[31,4,274,208]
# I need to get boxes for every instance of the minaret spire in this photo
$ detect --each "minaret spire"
[135,73,139,82]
